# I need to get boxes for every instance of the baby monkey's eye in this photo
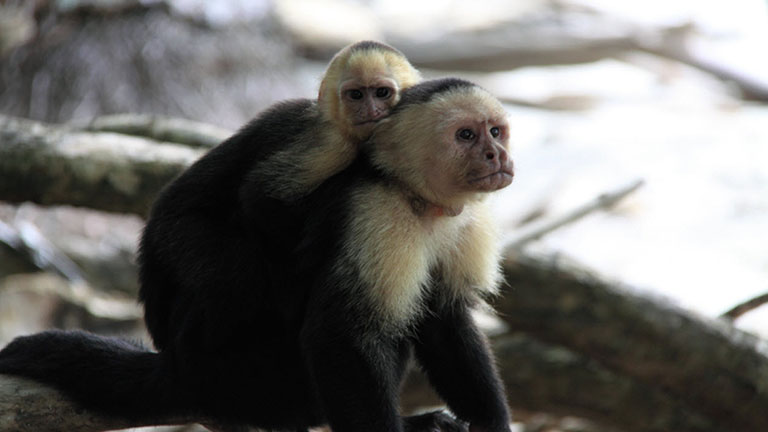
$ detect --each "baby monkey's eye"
[348,89,364,100]
[490,127,500,138]
[375,87,391,98]
[457,128,476,141]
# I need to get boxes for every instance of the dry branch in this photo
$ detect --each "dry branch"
[633,40,768,103]
[721,292,768,322]
[393,15,768,102]
[403,332,719,432]
[505,179,644,250]
[0,115,203,216]
[394,17,641,73]
[86,114,231,149]
[497,253,768,431]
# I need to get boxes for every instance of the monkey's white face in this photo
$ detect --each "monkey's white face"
[370,85,513,213]
[338,76,400,139]
[427,116,514,202]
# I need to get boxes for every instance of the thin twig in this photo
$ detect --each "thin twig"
[721,292,768,321]
[505,179,644,250]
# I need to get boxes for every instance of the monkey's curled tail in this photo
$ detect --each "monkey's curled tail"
[0,330,179,420]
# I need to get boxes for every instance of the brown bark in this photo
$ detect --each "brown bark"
[0,375,203,432]
[496,253,768,431]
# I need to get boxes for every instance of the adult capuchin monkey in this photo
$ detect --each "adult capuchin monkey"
[141,40,421,353]
[0,78,513,432]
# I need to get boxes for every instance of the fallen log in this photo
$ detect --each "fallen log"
[0,115,203,216]
[496,252,768,431]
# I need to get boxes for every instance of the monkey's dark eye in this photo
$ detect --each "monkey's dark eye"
[348,89,364,100]
[490,127,500,138]
[375,87,391,99]
[456,128,476,141]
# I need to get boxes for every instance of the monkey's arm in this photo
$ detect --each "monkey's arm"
[412,302,511,432]
[301,308,405,432]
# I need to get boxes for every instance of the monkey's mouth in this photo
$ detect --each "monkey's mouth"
[469,169,514,191]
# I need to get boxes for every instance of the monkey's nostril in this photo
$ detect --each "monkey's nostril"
[485,152,495,160]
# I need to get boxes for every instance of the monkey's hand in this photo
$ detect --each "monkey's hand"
[403,410,468,432]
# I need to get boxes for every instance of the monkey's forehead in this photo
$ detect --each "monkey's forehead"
[342,61,394,85]
[427,87,508,124]
[342,50,418,85]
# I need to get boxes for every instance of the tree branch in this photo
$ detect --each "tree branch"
[403,332,719,432]
[0,375,202,432]
[85,113,231,149]
[496,253,768,431]
[0,115,203,216]
[721,291,768,322]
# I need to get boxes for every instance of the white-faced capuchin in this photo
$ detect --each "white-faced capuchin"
[140,40,420,354]
[0,78,514,432]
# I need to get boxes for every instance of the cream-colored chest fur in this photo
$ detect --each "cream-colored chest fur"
[340,184,503,326]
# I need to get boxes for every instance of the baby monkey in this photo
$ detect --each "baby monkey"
[254,40,422,199]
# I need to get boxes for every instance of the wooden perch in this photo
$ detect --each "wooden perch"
[1,253,763,431]
[0,375,200,432]
[496,253,768,431]
[403,332,718,432]
[0,115,203,216]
